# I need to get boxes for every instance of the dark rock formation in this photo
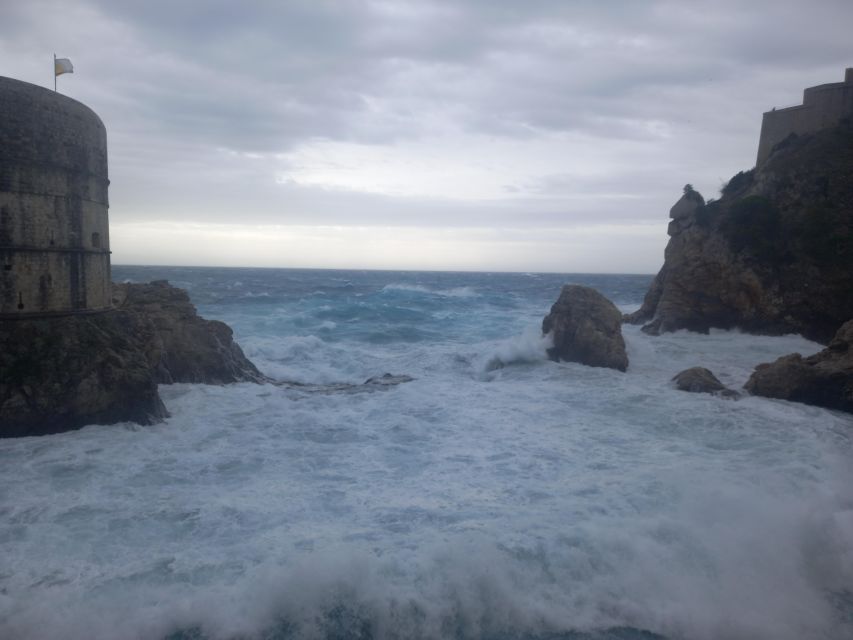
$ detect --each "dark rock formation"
[627,122,853,344]
[543,285,628,371]
[113,281,262,384]
[1,281,261,437]
[672,367,739,398]
[745,319,853,413]
[0,310,168,437]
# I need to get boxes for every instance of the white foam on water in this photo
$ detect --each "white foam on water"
[477,325,553,374]
[381,284,480,298]
[1,319,851,639]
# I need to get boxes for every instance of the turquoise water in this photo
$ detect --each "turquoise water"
[0,267,851,640]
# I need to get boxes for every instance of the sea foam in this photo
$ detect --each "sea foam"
[1,267,850,640]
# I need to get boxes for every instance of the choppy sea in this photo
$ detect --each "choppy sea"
[1,266,852,640]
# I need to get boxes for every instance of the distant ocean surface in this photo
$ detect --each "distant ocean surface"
[1,266,852,640]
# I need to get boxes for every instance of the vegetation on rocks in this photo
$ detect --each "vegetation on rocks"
[626,120,853,344]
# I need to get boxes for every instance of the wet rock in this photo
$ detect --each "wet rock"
[745,319,853,412]
[672,367,740,398]
[0,310,168,437]
[1,281,262,437]
[272,372,414,395]
[114,281,262,384]
[542,285,628,371]
[363,373,414,387]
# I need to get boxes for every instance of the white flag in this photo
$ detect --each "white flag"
[54,58,74,76]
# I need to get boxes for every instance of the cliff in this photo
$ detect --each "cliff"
[627,120,853,344]
[0,281,261,437]
[112,281,263,385]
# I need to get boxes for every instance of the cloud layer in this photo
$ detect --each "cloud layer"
[2,0,851,271]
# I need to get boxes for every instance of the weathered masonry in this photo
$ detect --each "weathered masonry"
[756,68,853,165]
[0,76,111,316]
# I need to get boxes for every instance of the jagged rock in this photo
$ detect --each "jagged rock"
[542,285,628,371]
[113,281,262,384]
[672,367,739,398]
[745,319,853,412]
[626,122,853,344]
[667,188,705,236]
[1,280,262,437]
[0,310,168,437]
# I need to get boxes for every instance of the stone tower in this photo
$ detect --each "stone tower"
[0,76,111,316]
[756,68,853,165]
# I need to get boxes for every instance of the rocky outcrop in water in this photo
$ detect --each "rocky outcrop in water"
[113,281,262,384]
[745,319,853,413]
[0,310,168,437]
[672,367,739,398]
[627,122,853,344]
[0,281,261,438]
[542,285,628,371]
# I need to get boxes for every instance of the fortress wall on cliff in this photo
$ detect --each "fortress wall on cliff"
[0,76,111,316]
[756,68,853,165]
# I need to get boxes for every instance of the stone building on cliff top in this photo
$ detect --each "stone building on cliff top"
[757,67,853,165]
[0,76,111,317]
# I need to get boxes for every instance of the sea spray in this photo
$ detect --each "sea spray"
[479,326,553,374]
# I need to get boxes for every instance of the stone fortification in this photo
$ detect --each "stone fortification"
[0,76,111,316]
[756,68,853,165]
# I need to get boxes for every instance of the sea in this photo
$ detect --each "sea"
[1,266,852,640]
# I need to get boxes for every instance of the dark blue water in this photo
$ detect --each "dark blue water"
[113,266,652,346]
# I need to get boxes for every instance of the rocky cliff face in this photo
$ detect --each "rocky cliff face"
[627,121,853,344]
[113,281,262,385]
[0,310,168,437]
[0,281,261,437]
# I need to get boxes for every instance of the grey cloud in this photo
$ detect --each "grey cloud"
[9,0,849,154]
[2,0,851,269]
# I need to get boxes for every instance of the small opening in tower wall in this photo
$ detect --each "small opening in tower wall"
[91,232,101,248]
[3,264,11,271]
[17,292,24,310]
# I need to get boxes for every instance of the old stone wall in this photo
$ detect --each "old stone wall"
[756,69,853,165]
[0,75,111,316]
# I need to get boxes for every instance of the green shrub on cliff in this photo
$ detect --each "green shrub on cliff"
[723,195,781,259]
[721,169,755,197]
[800,205,852,267]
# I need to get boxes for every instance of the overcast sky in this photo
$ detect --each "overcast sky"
[2,0,851,272]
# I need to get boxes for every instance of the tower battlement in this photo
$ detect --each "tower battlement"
[756,68,853,165]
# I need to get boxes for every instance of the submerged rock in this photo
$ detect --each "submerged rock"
[273,373,414,396]
[542,285,628,371]
[745,319,853,413]
[0,281,262,437]
[363,373,415,387]
[672,367,739,398]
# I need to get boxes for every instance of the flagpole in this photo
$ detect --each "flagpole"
[53,53,56,91]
